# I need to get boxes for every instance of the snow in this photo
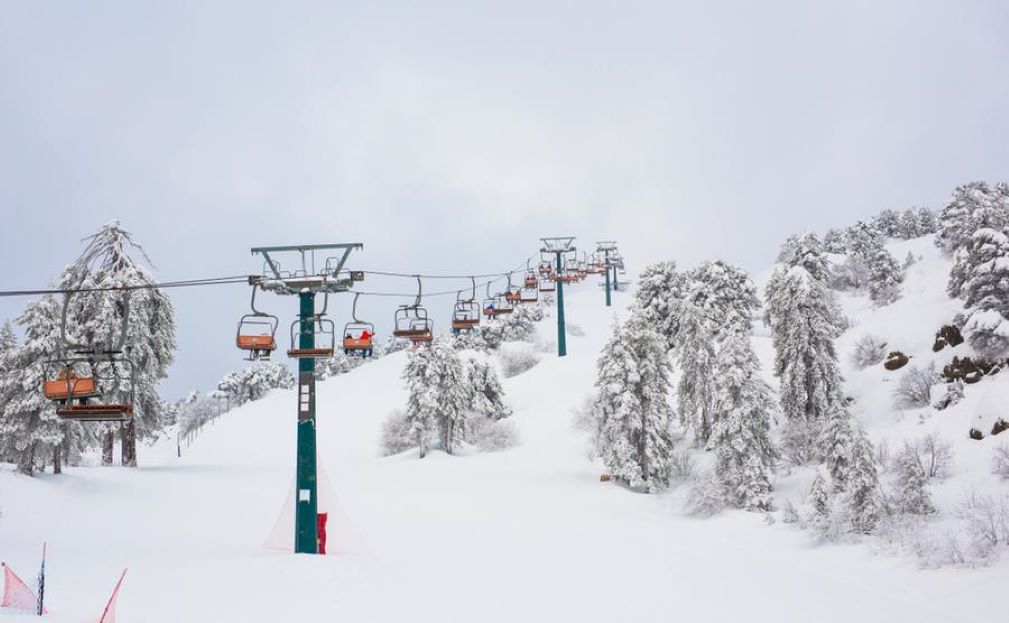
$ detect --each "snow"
[2,266,1008,621]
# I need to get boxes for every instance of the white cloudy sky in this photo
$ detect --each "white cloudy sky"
[2,1,1008,397]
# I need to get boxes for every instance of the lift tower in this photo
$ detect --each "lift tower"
[250,243,363,554]
[596,241,618,307]
[540,237,576,357]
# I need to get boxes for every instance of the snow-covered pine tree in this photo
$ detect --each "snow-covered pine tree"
[709,328,778,511]
[774,233,833,283]
[403,338,469,457]
[866,247,903,306]
[935,181,1009,255]
[817,402,855,491]
[823,228,847,254]
[895,445,935,515]
[898,208,921,239]
[216,362,294,406]
[916,207,938,235]
[0,297,68,474]
[847,429,881,534]
[592,317,673,492]
[57,222,177,466]
[463,354,512,420]
[807,470,831,529]
[844,221,884,263]
[959,228,1009,358]
[631,261,686,350]
[685,260,759,341]
[480,306,538,349]
[765,244,845,463]
[676,301,716,445]
[403,345,438,458]
[872,209,902,238]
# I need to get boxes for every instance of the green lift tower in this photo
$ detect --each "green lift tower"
[250,243,362,554]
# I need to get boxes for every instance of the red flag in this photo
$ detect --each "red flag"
[97,569,127,623]
[1,562,48,614]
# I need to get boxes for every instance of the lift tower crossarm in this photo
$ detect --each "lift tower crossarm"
[251,243,364,295]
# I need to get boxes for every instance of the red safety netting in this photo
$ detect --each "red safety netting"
[1,563,46,614]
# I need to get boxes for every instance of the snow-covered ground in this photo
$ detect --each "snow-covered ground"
[2,268,1007,622]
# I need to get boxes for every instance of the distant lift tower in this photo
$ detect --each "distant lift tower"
[540,237,576,357]
[596,241,618,308]
[250,243,363,555]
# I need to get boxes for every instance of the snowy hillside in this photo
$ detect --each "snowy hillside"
[2,278,1007,622]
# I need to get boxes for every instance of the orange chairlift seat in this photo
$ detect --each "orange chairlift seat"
[392,278,434,344]
[288,293,337,358]
[343,293,375,357]
[43,289,137,423]
[236,284,279,360]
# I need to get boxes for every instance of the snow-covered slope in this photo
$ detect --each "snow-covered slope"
[1,278,1007,622]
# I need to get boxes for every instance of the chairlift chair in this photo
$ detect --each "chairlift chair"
[343,293,375,357]
[42,290,136,422]
[524,270,538,288]
[288,292,336,358]
[452,278,481,334]
[539,277,556,293]
[236,284,279,360]
[392,277,434,344]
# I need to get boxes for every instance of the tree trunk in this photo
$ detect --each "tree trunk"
[17,444,36,476]
[102,430,115,465]
[53,444,62,474]
[121,419,137,467]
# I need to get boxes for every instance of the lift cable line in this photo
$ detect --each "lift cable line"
[0,275,252,298]
[0,258,534,299]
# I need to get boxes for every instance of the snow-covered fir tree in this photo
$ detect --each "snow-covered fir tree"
[872,209,902,238]
[56,222,177,466]
[866,247,903,306]
[631,261,686,349]
[958,228,1009,358]
[935,181,1009,256]
[0,296,67,474]
[709,329,777,511]
[846,429,881,534]
[823,228,847,254]
[685,260,759,341]
[463,354,512,421]
[844,221,884,263]
[817,402,855,491]
[217,362,294,406]
[403,338,469,457]
[895,445,935,515]
[480,306,539,349]
[592,317,673,492]
[774,233,833,283]
[765,242,845,462]
[806,471,832,532]
[676,301,717,445]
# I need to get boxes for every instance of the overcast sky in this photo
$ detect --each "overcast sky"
[2,1,1008,398]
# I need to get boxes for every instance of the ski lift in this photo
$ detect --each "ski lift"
[452,278,480,334]
[43,290,135,422]
[519,284,539,304]
[524,271,538,288]
[342,293,374,357]
[482,282,514,317]
[236,283,279,360]
[539,276,556,293]
[288,292,336,358]
[503,274,522,304]
[392,276,434,344]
